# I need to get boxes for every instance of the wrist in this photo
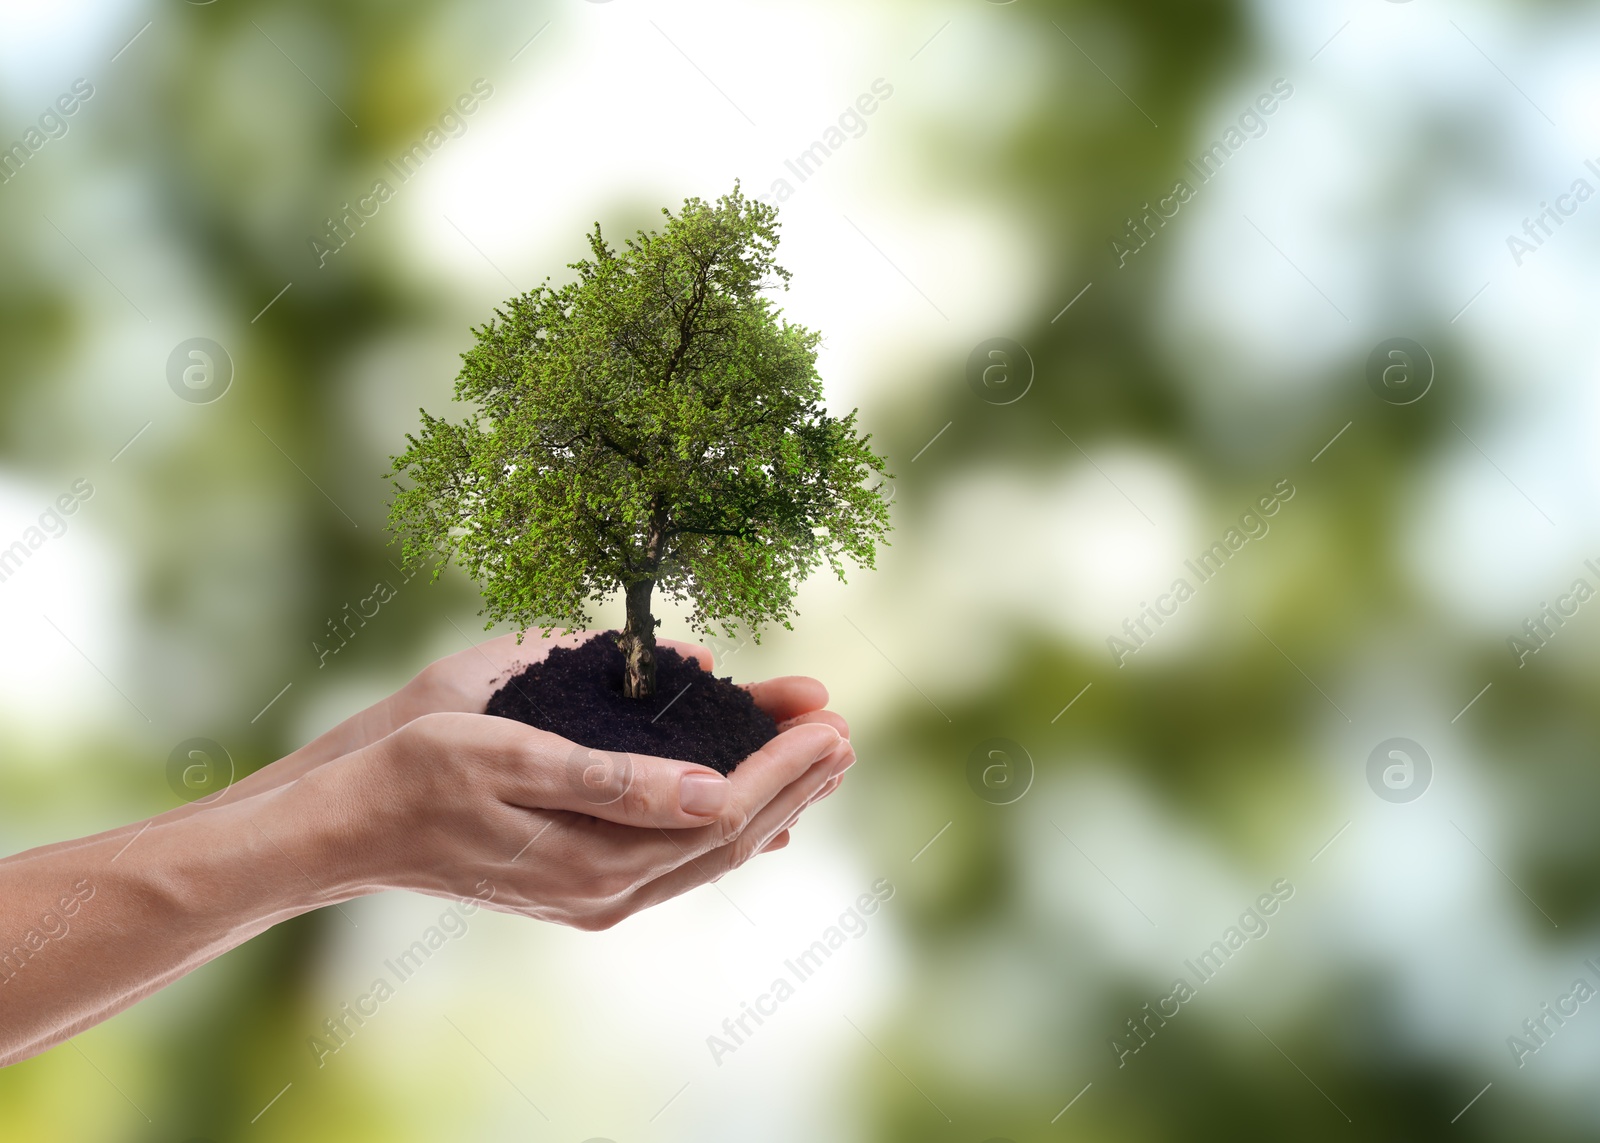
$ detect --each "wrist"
[384,679,432,730]
[193,770,373,921]
[90,780,361,960]
[277,738,414,900]
[267,751,391,903]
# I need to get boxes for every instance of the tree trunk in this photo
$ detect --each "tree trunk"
[619,578,657,699]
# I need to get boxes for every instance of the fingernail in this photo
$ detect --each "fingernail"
[828,743,857,778]
[679,772,731,816]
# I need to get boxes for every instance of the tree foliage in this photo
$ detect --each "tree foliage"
[389,185,892,681]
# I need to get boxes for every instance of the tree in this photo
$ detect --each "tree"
[389,185,893,698]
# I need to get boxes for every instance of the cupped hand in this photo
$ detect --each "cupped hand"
[314,710,855,930]
[31,629,845,876]
[0,632,857,1067]
[230,629,848,806]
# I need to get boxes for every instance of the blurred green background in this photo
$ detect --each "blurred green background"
[3,0,1598,1139]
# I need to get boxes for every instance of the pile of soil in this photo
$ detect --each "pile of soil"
[486,633,778,775]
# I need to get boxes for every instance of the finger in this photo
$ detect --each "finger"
[651,719,840,834]
[777,757,849,830]
[616,737,854,911]
[777,708,850,739]
[614,797,811,915]
[498,738,840,922]
[740,735,853,841]
[761,788,824,849]
[711,722,841,839]
[595,729,850,893]
[537,729,851,915]
[505,716,844,831]
[494,722,740,829]
[742,676,829,723]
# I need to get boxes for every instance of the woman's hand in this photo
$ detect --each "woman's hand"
[308,709,854,930]
[23,631,844,861]
[0,639,856,1064]
[264,630,849,795]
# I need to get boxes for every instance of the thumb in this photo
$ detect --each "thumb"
[516,736,741,829]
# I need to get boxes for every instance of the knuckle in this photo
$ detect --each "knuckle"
[395,713,454,773]
[728,830,766,869]
[714,803,751,847]
[565,746,633,807]
[619,775,662,820]
[577,906,625,932]
[517,735,554,780]
[399,710,443,747]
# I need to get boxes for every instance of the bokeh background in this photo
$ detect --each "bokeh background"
[3,0,1599,1138]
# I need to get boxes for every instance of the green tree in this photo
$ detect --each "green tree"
[389,186,892,698]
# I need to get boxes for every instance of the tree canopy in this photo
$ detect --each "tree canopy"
[389,185,892,694]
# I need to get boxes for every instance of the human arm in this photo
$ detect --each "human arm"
[0,641,853,1065]
[15,631,846,860]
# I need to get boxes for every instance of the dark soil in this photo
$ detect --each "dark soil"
[485,633,778,775]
